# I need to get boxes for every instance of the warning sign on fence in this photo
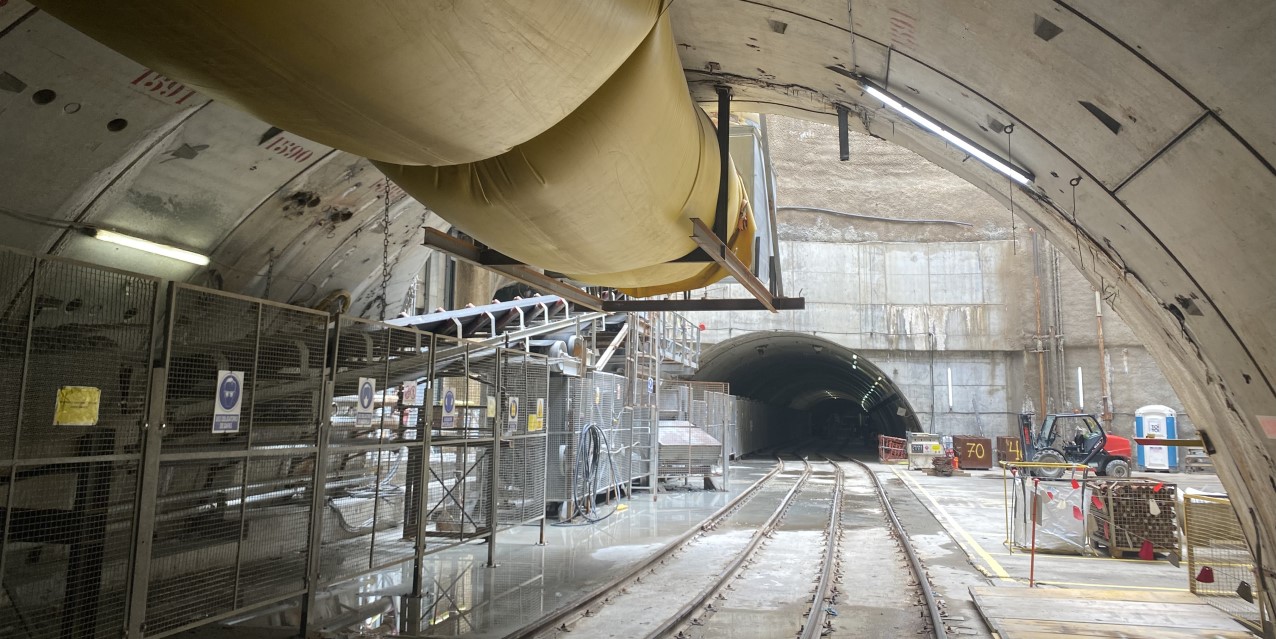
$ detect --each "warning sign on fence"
[213,371,244,433]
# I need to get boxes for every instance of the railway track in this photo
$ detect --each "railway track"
[504,450,943,639]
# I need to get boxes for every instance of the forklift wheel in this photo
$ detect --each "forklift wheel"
[1104,459,1131,478]
[1030,450,1066,479]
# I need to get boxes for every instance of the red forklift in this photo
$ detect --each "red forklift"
[1018,413,1133,479]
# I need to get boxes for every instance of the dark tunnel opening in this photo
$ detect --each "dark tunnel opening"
[694,332,922,453]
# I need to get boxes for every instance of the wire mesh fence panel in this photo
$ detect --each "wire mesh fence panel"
[147,285,326,637]
[248,305,328,447]
[497,349,547,528]
[0,251,158,639]
[369,325,430,571]
[615,406,633,494]
[588,371,626,499]
[321,318,426,581]
[0,250,33,461]
[163,287,259,453]
[144,456,245,633]
[0,248,34,638]
[630,404,655,483]
[1184,494,1266,630]
[544,375,578,509]
[423,442,494,546]
[5,459,140,639]
[420,338,496,549]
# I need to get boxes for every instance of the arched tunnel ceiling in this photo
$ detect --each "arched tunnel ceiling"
[695,332,914,417]
[1,0,1274,599]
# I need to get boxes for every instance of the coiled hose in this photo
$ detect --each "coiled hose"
[566,423,623,524]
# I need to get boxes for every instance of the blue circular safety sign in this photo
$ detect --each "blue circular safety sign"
[443,389,456,413]
[359,380,375,409]
[218,374,241,411]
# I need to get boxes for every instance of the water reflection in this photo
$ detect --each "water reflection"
[221,462,768,638]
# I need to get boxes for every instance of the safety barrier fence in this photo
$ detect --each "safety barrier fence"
[0,247,549,639]
[878,435,907,463]
[1184,494,1269,633]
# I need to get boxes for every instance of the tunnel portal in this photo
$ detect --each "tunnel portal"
[694,332,921,450]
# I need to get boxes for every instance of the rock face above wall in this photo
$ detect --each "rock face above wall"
[768,118,1018,244]
[689,115,1195,437]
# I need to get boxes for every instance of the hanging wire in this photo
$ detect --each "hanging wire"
[1069,176,1084,270]
[380,179,392,321]
[1005,123,1017,254]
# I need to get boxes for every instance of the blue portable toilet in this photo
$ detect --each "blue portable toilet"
[1135,405,1178,471]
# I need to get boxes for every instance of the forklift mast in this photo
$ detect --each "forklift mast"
[1018,413,1038,458]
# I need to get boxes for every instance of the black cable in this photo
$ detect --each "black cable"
[556,422,622,526]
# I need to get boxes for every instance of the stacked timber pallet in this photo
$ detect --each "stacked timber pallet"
[1089,479,1178,558]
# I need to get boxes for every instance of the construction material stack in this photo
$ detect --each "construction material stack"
[1089,479,1179,558]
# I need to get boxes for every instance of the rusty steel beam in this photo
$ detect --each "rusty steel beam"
[422,228,604,310]
[688,218,778,312]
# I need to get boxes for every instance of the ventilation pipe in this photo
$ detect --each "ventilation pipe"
[375,15,754,292]
[34,1,666,166]
[37,1,754,295]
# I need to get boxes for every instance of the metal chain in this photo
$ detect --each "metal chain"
[380,180,392,321]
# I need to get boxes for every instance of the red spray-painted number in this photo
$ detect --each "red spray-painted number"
[131,69,197,105]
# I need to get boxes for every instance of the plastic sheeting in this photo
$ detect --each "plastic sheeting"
[378,14,749,289]
[1011,476,1089,554]
[34,0,662,166]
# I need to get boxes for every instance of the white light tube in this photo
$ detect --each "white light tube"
[947,367,953,410]
[92,229,210,266]
[1076,367,1085,409]
[862,84,1033,185]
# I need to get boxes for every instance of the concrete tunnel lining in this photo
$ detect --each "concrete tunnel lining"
[695,332,922,445]
[1,0,1274,619]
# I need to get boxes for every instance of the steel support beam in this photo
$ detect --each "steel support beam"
[422,229,604,311]
[601,298,804,312]
[688,218,778,312]
[714,85,732,242]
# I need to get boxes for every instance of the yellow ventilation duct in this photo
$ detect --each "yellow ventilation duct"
[35,0,663,166]
[378,15,754,291]
[38,3,754,295]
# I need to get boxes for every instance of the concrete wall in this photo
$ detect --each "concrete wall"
[687,117,1193,442]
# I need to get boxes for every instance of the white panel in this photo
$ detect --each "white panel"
[852,0,1205,188]
[1118,117,1276,387]
[0,13,210,252]
[1068,0,1275,168]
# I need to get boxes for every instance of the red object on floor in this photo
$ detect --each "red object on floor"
[1139,539,1155,560]
[1196,566,1215,583]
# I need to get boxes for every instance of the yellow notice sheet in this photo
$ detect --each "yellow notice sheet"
[54,386,101,426]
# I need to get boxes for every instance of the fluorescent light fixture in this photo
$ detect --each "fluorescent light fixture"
[91,229,210,266]
[861,82,1033,185]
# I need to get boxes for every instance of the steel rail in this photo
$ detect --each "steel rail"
[800,455,845,639]
[501,453,787,639]
[642,455,815,639]
[840,454,947,639]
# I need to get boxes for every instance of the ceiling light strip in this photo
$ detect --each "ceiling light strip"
[860,81,1034,185]
[91,229,210,265]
